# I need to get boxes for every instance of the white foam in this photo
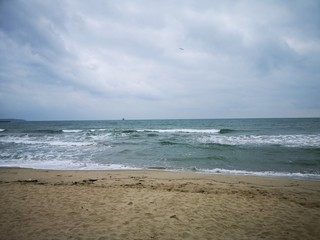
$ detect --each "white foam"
[62,130,83,133]
[98,129,107,131]
[199,134,320,147]
[0,137,39,145]
[0,129,5,132]
[77,163,140,170]
[191,168,320,179]
[0,137,93,146]
[90,129,107,132]
[89,133,112,142]
[138,129,220,134]
[47,141,93,146]
[0,160,140,171]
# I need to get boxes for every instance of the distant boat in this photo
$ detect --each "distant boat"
[122,118,125,121]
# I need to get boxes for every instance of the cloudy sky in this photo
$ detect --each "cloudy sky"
[0,0,319,120]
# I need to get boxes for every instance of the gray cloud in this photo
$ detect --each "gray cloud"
[0,0,319,120]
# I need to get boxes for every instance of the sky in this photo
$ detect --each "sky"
[0,0,320,120]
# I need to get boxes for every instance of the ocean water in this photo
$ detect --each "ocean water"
[0,118,319,179]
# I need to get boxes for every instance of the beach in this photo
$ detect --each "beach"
[0,168,319,240]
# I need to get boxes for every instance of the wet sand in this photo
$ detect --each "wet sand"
[0,168,319,240]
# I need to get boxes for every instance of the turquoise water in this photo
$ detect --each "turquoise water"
[0,118,319,178]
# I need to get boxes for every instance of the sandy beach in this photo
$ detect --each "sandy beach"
[0,168,319,240]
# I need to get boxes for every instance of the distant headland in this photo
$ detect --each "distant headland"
[0,119,26,122]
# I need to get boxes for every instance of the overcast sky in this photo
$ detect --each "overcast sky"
[0,0,319,120]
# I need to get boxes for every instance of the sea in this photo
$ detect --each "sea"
[0,118,319,179]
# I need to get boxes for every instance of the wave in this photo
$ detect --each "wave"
[177,168,320,179]
[47,141,93,146]
[0,137,93,146]
[219,128,237,134]
[137,129,221,134]
[137,128,240,134]
[62,130,83,133]
[90,129,107,132]
[22,129,85,134]
[22,129,63,134]
[0,160,139,170]
[199,134,320,148]
[97,128,240,135]
[121,130,138,133]
[0,129,5,132]
[159,140,179,145]
[147,133,158,137]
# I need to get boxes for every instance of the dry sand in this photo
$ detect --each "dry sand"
[0,168,319,240]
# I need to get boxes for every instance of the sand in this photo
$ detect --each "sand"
[0,168,319,240]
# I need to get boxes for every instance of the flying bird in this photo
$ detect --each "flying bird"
[179,48,184,50]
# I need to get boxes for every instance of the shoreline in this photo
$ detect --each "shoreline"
[1,165,319,180]
[1,168,320,239]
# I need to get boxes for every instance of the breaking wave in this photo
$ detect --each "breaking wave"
[199,134,320,148]
[137,129,221,134]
